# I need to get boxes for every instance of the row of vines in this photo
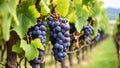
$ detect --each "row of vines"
[113,13,120,68]
[0,0,110,68]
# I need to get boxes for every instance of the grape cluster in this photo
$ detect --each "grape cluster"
[94,33,100,42]
[98,29,105,38]
[47,15,70,62]
[82,24,94,44]
[27,21,47,68]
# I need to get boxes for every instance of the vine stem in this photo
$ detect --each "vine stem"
[35,0,41,9]
[67,44,90,54]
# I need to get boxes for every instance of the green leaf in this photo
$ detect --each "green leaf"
[2,13,12,41]
[74,0,82,5]
[68,10,76,23]
[75,5,89,33]
[81,5,89,19]
[20,40,38,61]
[75,17,88,33]
[31,38,44,50]
[13,3,40,39]
[91,1,103,17]
[5,0,19,25]
[74,0,82,17]
[39,0,50,16]
[12,41,23,54]
[52,0,70,17]
[0,0,19,41]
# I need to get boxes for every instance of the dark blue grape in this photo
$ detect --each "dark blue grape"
[48,21,52,25]
[42,22,47,25]
[48,16,53,21]
[58,32,63,38]
[58,40,63,44]
[55,26,61,32]
[28,31,32,36]
[36,30,41,35]
[58,52,63,57]
[34,26,39,30]
[82,24,94,44]
[32,30,36,35]
[47,16,70,62]
[64,32,70,37]
[32,64,38,68]
[40,25,46,31]
[27,21,47,68]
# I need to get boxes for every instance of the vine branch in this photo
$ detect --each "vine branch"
[35,0,41,9]
[67,44,90,54]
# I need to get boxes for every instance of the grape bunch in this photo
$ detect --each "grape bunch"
[94,33,100,42]
[98,29,105,38]
[27,21,47,68]
[81,24,94,44]
[47,15,70,62]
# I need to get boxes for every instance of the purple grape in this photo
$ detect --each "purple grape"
[27,21,47,67]
[55,26,61,32]
[82,24,94,44]
[48,16,53,21]
[34,26,39,30]
[58,32,63,38]
[58,52,63,57]
[58,45,63,50]
[28,31,32,36]
[47,15,70,62]
[40,25,46,31]
[36,30,41,35]
[32,64,38,68]
[64,32,70,37]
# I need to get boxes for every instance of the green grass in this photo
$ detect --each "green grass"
[72,37,118,68]
[0,37,118,68]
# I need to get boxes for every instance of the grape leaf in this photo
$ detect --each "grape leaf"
[2,0,19,25]
[91,1,103,17]
[39,0,50,16]
[75,17,88,33]
[68,10,76,23]
[12,41,23,54]
[74,0,82,17]
[52,0,70,17]
[74,0,82,5]
[20,38,44,61]
[82,5,89,19]
[13,3,40,39]
[75,5,89,33]
[0,0,19,41]
[31,38,44,50]
[20,40,38,61]
[2,14,12,41]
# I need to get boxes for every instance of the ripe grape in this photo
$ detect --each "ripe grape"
[27,21,47,68]
[81,24,94,44]
[47,15,70,62]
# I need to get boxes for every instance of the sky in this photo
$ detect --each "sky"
[102,0,120,8]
